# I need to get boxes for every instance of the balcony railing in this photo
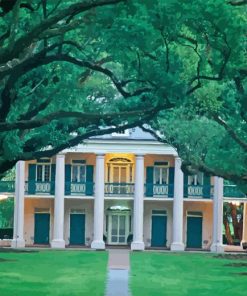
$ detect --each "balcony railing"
[25,181,54,194]
[145,184,174,198]
[0,181,245,199]
[65,182,93,195]
[223,185,246,198]
[184,185,213,199]
[104,183,134,196]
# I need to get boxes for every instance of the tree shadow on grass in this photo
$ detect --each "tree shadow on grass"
[0,258,17,262]
[0,248,38,253]
[214,254,247,260]
[224,263,247,267]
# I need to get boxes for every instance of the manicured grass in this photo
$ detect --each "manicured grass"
[0,250,107,296]
[130,252,247,296]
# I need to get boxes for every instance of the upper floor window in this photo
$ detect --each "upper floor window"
[188,172,203,186]
[107,158,133,183]
[36,159,51,182]
[154,162,169,185]
[71,160,86,183]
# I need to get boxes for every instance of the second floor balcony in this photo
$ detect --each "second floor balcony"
[0,153,246,200]
[0,180,245,199]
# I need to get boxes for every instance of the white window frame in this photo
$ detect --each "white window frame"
[71,161,86,183]
[111,129,130,137]
[107,163,133,183]
[153,163,169,185]
[188,172,204,186]
[36,159,51,182]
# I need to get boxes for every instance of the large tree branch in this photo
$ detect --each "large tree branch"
[228,0,247,6]
[0,0,125,65]
[0,109,153,132]
[213,115,247,151]
[0,52,151,99]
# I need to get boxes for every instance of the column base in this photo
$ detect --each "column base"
[51,239,65,249]
[210,243,224,253]
[131,241,145,251]
[11,238,25,248]
[91,240,105,250]
[170,242,185,251]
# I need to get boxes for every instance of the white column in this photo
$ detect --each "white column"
[241,203,247,246]
[11,161,25,248]
[91,154,105,249]
[210,176,224,253]
[171,157,185,251]
[131,154,145,250]
[51,154,65,248]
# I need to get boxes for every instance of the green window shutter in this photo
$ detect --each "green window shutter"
[146,167,154,197]
[50,164,56,195]
[168,167,174,198]
[184,173,188,198]
[28,164,36,194]
[65,165,71,195]
[86,165,94,196]
[203,174,211,198]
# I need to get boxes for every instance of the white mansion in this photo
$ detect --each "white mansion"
[1,128,247,251]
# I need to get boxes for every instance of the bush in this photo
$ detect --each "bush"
[0,228,13,239]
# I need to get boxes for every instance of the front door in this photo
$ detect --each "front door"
[187,213,203,248]
[70,213,85,245]
[151,213,167,247]
[108,213,129,244]
[34,213,50,244]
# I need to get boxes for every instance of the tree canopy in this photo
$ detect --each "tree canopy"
[0,0,246,189]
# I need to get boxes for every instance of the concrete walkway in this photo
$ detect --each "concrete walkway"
[105,249,131,296]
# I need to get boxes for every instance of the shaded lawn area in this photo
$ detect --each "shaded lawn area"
[130,252,247,296]
[0,250,107,296]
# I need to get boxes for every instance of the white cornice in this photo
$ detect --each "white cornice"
[63,139,177,155]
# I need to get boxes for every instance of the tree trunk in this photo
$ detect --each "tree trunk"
[223,215,234,245]
[229,203,239,239]
[238,215,243,241]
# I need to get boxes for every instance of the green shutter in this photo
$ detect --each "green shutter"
[50,164,56,195]
[65,165,71,195]
[168,167,174,198]
[184,173,188,198]
[146,167,154,197]
[86,165,94,196]
[203,174,211,198]
[28,164,36,194]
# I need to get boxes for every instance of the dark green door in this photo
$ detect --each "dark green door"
[70,214,85,245]
[34,213,50,244]
[151,215,167,247]
[187,216,202,248]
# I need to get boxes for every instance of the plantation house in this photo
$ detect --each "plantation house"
[1,128,247,251]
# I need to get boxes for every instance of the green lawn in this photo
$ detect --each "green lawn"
[0,250,107,296]
[130,252,247,296]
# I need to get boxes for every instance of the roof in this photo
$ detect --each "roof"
[89,127,156,141]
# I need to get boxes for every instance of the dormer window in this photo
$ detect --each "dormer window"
[112,129,129,137]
